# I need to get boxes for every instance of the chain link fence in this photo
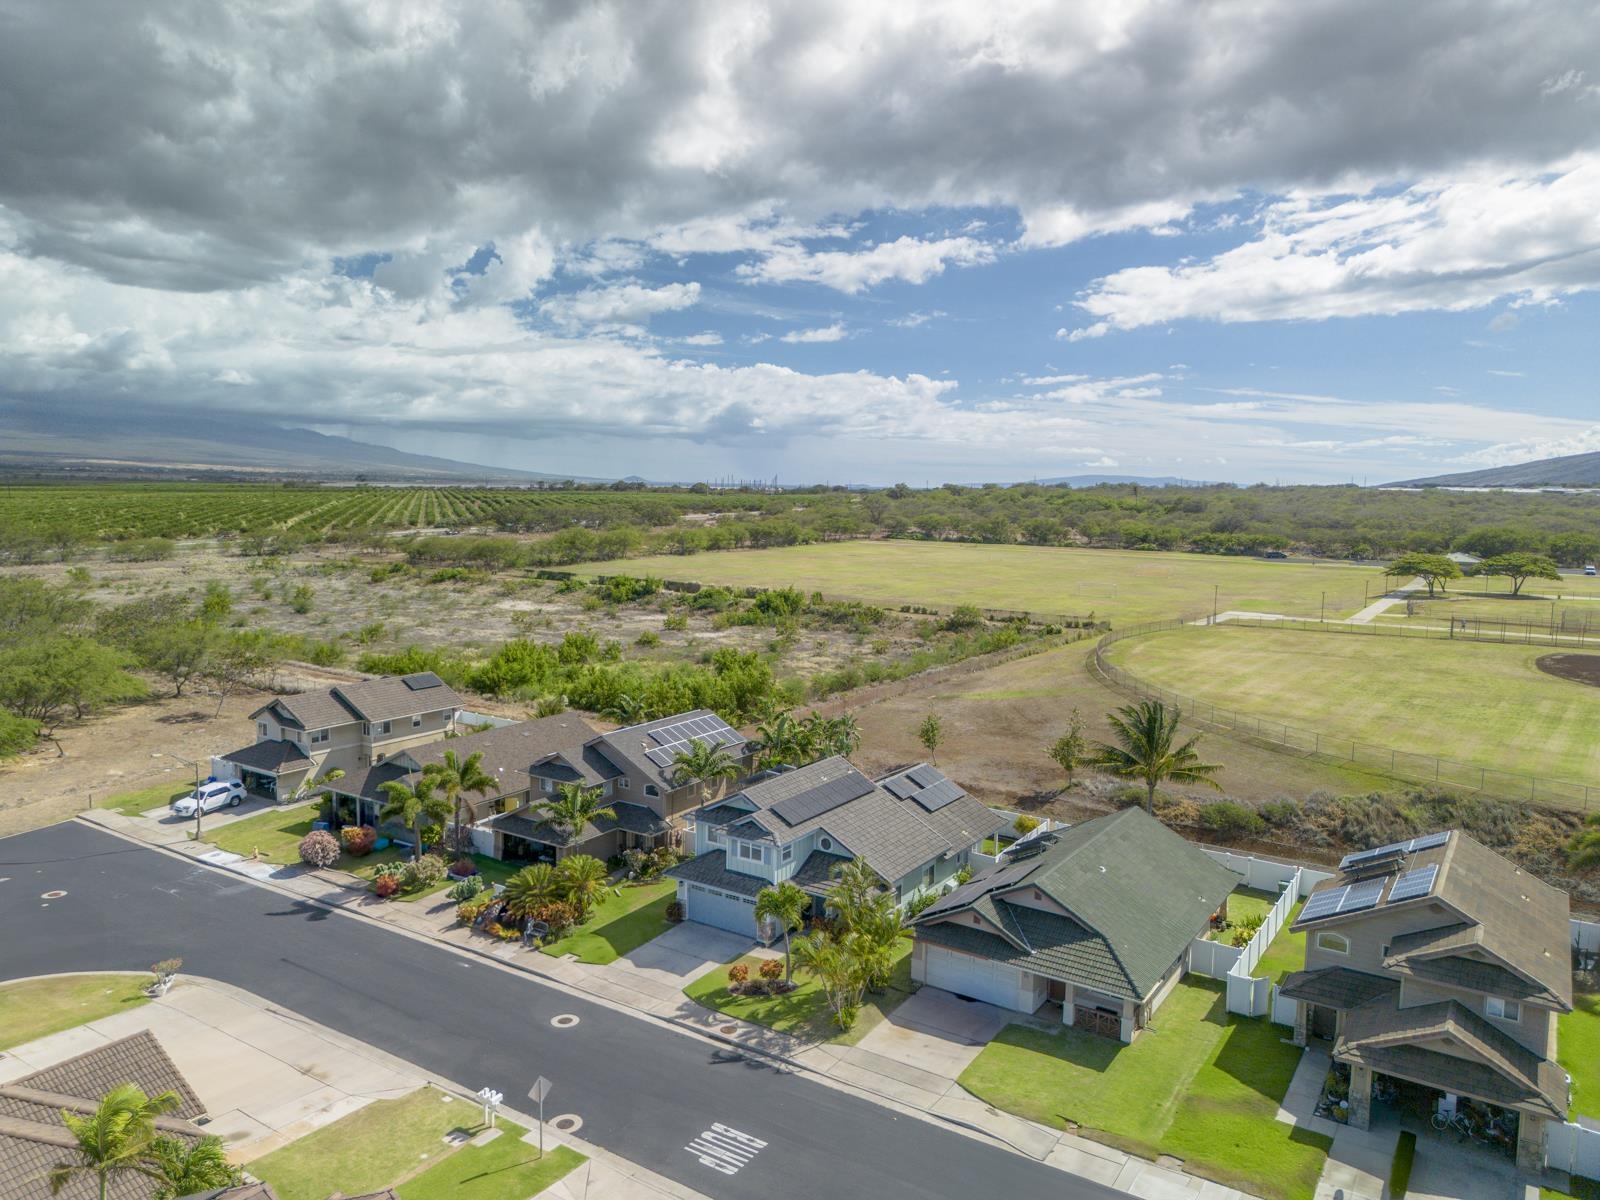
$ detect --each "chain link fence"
[1090,617,1600,813]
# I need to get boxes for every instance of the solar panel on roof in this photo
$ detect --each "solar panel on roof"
[1407,831,1450,853]
[907,765,942,789]
[1387,864,1439,903]
[402,671,445,690]
[1339,876,1386,914]
[883,775,918,800]
[1299,886,1347,922]
[1338,831,1452,871]
[769,773,875,826]
[913,778,965,812]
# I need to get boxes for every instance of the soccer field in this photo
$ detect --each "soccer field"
[581,541,1387,626]
[1104,623,1600,789]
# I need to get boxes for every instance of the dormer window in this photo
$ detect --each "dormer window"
[257,722,268,739]
[618,778,630,790]
[1487,997,1520,1023]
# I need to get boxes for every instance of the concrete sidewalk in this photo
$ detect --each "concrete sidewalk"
[81,806,1264,1200]
[1,973,703,1200]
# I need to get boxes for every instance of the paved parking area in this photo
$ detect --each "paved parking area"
[839,987,1010,1099]
[609,921,752,989]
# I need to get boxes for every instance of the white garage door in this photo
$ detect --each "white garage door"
[920,945,1030,1011]
[685,884,757,936]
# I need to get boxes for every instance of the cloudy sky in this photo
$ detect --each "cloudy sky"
[3,0,1599,484]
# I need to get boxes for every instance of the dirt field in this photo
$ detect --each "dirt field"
[1537,653,1600,687]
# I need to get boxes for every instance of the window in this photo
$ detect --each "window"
[257,722,268,739]
[362,723,370,736]
[644,784,659,797]
[310,728,329,745]
[736,841,765,864]
[894,885,903,904]
[412,714,422,728]
[541,779,555,794]
[1315,932,1350,955]
[707,827,723,845]
[819,836,834,852]
[617,778,630,790]
[923,864,935,888]
[780,844,793,864]
[377,720,392,735]
[1487,997,1521,1022]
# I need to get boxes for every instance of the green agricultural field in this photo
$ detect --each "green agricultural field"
[1104,624,1600,791]
[582,541,1387,626]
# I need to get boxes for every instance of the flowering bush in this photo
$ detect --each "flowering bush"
[373,874,400,899]
[456,892,496,925]
[399,854,448,892]
[340,825,377,857]
[298,829,340,869]
[759,958,784,982]
[727,963,750,984]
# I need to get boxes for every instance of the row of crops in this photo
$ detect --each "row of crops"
[0,484,776,544]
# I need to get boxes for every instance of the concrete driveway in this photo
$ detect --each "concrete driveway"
[607,921,752,991]
[847,987,1010,1089]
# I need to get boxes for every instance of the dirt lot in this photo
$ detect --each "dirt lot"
[1537,653,1600,688]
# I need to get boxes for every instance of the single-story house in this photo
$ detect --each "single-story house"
[665,756,1003,937]
[910,807,1237,1042]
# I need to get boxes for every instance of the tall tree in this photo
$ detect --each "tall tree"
[671,739,742,807]
[1388,552,1463,598]
[1476,552,1562,597]
[754,881,809,983]
[917,713,943,764]
[377,777,452,860]
[809,713,861,759]
[144,1135,242,1200]
[825,857,883,927]
[1088,699,1222,814]
[792,931,867,1029]
[0,637,145,725]
[423,749,497,854]
[556,853,608,918]
[754,711,811,767]
[48,1084,179,1200]
[531,781,616,856]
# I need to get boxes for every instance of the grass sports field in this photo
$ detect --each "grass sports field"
[1104,624,1600,787]
[582,542,1388,626]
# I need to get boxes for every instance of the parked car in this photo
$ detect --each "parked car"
[1586,564,1597,576]
[171,779,247,817]
[1262,549,1289,560]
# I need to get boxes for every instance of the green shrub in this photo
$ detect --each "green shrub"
[1013,814,1041,837]
[456,892,495,925]
[400,854,448,891]
[636,630,661,647]
[447,876,485,902]
[663,612,689,631]
[1199,801,1266,838]
[1389,1131,1416,1198]
[906,891,940,918]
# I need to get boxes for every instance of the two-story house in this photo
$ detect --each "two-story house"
[1278,830,1571,1170]
[217,672,462,800]
[664,756,1002,937]
[322,708,751,861]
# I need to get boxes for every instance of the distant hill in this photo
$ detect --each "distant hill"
[0,403,599,483]
[1387,451,1600,488]
[1033,474,1207,487]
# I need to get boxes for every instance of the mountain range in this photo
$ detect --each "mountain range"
[1387,451,1600,488]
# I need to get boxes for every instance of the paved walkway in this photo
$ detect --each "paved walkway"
[0,973,703,1200]
[82,807,1263,1200]
[1347,577,1423,624]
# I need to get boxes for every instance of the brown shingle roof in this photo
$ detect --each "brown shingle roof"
[1278,967,1401,1010]
[16,1031,203,1120]
[221,740,312,773]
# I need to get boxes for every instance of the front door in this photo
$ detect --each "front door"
[1309,1004,1338,1040]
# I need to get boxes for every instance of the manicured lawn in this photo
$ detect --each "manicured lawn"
[538,880,677,964]
[579,541,1386,625]
[1560,991,1600,1121]
[205,804,406,878]
[959,979,1330,1200]
[1105,623,1600,795]
[1254,899,1307,986]
[0,975,151,1050]
[401,1120,583,1200]
[234,1088,472,1200]
[684,937,915,1044]
[99,780,190,816]
[1209,886,1277,941]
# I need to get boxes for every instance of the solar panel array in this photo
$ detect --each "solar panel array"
[641,714,744,769]
[882,774,919,800]
[769,772,876,827]
[881,766,968,812]
[402,671,445,690]
[914,778,965,812]
[1300,875,1389,922]
[1337,831,1451,871]
[1387,864,1439,903]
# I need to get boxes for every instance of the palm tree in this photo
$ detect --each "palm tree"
[1568,814,1600,873]
[825,857,883,928]
[1088,699,1222,814]
[531,782,616,855]
[754,711,809,767]
[377,777,453,860]
[605,694,647,724]
[503,862,562,918]
[810,713,861,759]
[792,930,866,1029]
[144,1134,242,1200]
[754,881,810,983]
[48,1083,179,1200]
[848,892,903,992]
[671,739,742,808]
[423,749,497,855]
[556,854,608,918]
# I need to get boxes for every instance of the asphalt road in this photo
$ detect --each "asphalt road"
[0,822,1118,1200]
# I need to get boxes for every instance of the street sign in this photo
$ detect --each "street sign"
[528,1076,553,1104]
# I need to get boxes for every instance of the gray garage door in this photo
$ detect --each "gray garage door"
[685,884,757,936]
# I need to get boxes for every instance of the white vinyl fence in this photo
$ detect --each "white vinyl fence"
[1547,1120,1600,1181]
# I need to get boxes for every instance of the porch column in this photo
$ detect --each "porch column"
[1292,1000,1308,1047]
[1515,1114,1548,1175]
[1346,1064,1373,1131]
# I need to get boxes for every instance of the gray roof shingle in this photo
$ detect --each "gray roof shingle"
[220,740,312,773]
[491,801,669,848]
[254,674,462,730]
[592,710,749,792]
[665,850,768,898]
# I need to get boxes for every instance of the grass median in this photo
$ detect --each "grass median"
[0,974,151,1051]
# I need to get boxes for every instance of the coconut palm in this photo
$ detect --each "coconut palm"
[825,856,883,927]
[1089,699,1222,814]
[531,781,616,854]
[502,862,562,918]
[377,777,453,860]
[671,739,742,808]
[754,881,810,983]
[809,713,861,759]
[556,853,608,918]
[144,1134,241,1200]
[422,749,497,854]
[754,711,810,767]
[48,1083,179,1200]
